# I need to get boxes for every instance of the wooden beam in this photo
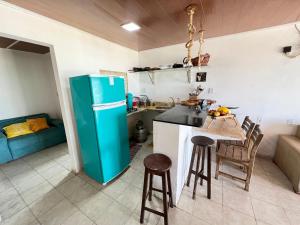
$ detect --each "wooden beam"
[6,40,19,49]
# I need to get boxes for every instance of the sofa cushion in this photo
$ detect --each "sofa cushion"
[3,122,34,138]
[36,127,66,149]
[0,113,50,130]
[280,135,300,154]
[27,118,49,132]
[274,135,300,193]
[8,133,42,159]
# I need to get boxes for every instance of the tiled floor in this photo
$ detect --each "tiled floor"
[0,141,299,225]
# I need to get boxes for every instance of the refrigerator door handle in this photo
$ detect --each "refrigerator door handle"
[92,100,126,111]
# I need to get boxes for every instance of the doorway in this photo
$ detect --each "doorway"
[0,35,76,220]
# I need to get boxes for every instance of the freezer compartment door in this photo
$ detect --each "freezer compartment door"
[93,103,130,183]
[90,76,126,105]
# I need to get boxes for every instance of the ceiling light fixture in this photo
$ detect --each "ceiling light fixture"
[121,22,141,32]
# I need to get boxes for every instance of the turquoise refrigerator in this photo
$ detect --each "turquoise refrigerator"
[70,75,130,184]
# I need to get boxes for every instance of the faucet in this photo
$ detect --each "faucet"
[169,97,175,107]
[139,95,150,107]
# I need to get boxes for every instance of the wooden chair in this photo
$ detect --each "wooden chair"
[217,116,255,150]
[215,124,264,191]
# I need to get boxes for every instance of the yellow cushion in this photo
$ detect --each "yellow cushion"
[3,122,34,138]
[26,118,49,132]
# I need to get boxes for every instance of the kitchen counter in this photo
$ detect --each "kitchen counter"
[153,106,245,205]
[153,105,207,127]
[153,105,208,205]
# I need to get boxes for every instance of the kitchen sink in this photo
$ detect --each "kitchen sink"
[151,101,174,110]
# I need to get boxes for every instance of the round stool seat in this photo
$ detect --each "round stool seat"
[144,153,172,173]
[191,136,214,146]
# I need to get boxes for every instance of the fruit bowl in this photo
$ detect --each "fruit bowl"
[208,106,231,118]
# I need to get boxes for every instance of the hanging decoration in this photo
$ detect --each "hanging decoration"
[197,0,210,67]
[184,4,198,67]
[184,1,210,83]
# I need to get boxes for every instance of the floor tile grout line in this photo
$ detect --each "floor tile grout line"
[250,191,288,209]
[26,153,77,225]
[282,207,293,225]
[11,155,66,225]
[60,181,135,225]
[1,143,299,225]
[6,175,42,225]
[250,195,259,224]
[47,173,116,225]
[4,148,72,224]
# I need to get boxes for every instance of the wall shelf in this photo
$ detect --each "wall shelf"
[128,66,207,84]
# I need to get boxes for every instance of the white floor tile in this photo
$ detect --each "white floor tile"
[57,176,86,198]
[67,182,98,204]
[0,179,13,193]
[1,207,37,225]
[102,179,130,199]
[21,181,53,204]
[223,186,254,217]
[192,197,223,225]
[61,211,95,225]
[95,201,131,225]
[77,191,114,222]
[222,207,256,225]
[252,198,290,225]
[0,170,7,182]
[40,164,69,180]
[2,161,33,179]
[38,199,77,225]
[116,184,142,212]
[29,189,64,217]
[47,170,75,187]
[157,207,191,225]
[2,142,300,225]
[13,174,45,193]
[0,195,26,219]
[284,208,300,225]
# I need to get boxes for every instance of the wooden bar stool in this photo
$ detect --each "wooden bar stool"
[186,136,214,199]
[140,153,173,225]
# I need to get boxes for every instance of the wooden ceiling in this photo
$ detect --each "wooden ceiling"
[5,0,300,51]
[0,36,50,54]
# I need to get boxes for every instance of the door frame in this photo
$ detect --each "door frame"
[0,32,80,173]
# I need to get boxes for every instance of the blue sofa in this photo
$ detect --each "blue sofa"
[0,113,66,164]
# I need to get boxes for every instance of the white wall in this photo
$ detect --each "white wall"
[138,23,300,157]
[0,1,139,172]
[1,1,299,162]
[0,49,61,120]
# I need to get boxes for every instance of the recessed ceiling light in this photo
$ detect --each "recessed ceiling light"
[121,22,141,32]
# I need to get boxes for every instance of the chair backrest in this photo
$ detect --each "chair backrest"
[241,116,255,147]
[248,124,264,160]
